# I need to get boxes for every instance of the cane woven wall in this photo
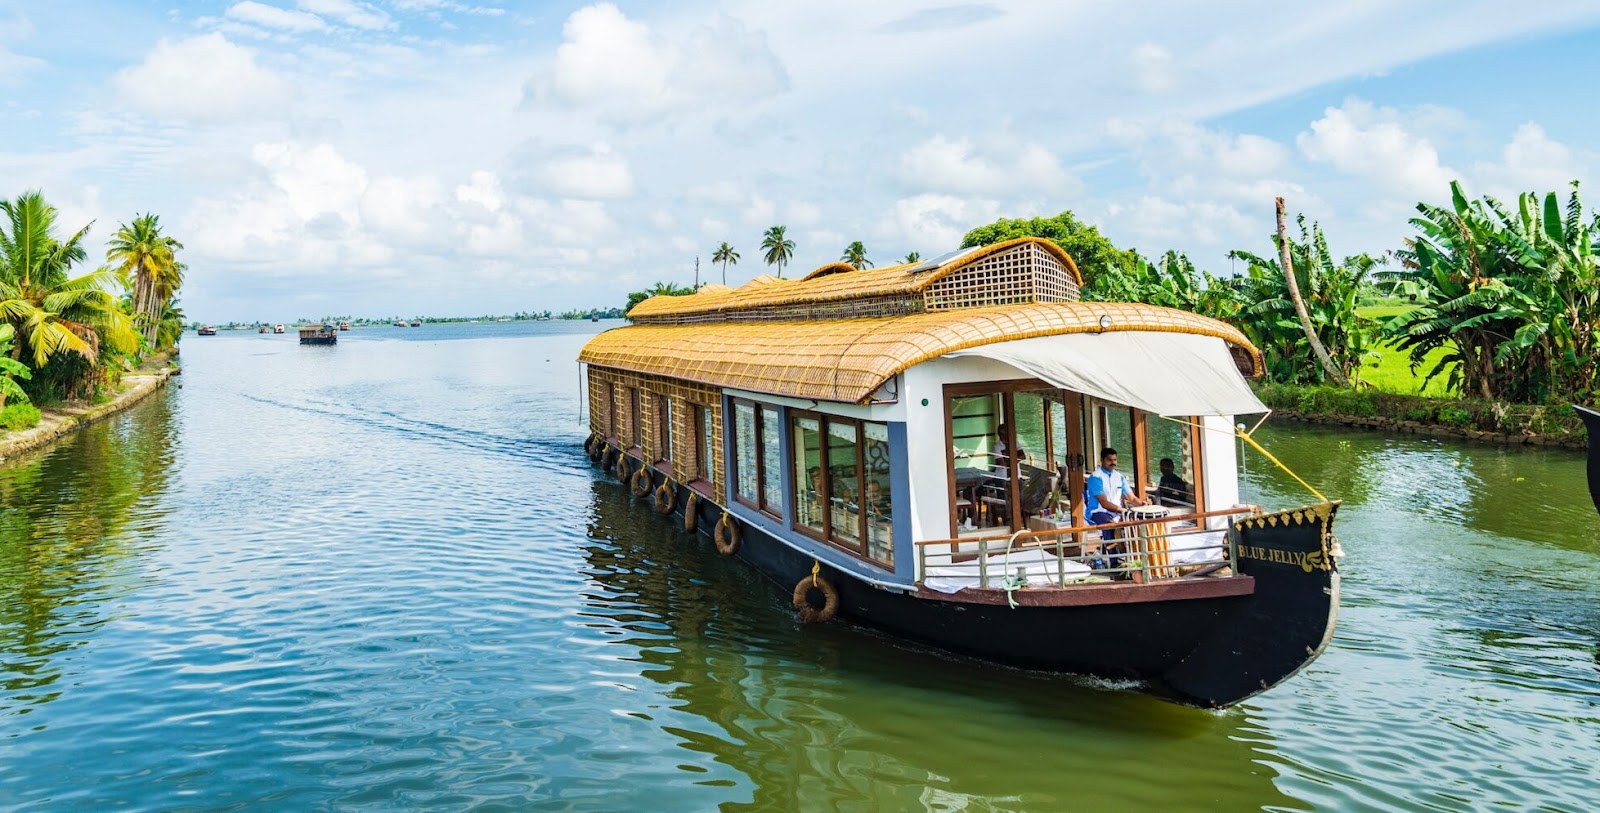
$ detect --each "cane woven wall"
[589,366,723,493]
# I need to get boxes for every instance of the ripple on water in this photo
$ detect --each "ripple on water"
[3,330,1599,811]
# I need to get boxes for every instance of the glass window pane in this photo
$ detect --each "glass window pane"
[1145,417,1198,511]
[1014,390,1049,467]
[950,394,999,472]
[761,406,782,515]
[698,406,713,481]
[734,402,757,502]
[1048,399,1067,470]
[793,415,824,535]
[826,420,861,548]
[863,422,893,566]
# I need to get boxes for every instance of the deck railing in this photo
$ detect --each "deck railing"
[914,506,1261,591]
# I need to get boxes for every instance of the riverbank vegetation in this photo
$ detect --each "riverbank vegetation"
[961,181,1598,432]
[0,191,186,432]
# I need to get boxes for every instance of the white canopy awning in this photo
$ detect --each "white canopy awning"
[946,331,1268,417]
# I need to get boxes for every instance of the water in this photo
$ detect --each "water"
[2,322,1597,811]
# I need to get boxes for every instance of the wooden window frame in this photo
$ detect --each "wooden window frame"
[628,387,643,450]
[656,394,674,464]
[942,379,1045,538]
[729,399,783,520]
[603,381,616,439]
[788,409,878,560]
[692,404,710,482]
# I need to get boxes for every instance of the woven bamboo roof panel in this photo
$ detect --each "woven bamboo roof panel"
[581,302,1263,404]
[627,238,1083,324]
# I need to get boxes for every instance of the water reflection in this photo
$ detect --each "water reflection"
[581,478,1299,811]
[0,390,178,718]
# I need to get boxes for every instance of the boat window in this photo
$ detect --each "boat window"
[793,415,825,536]
[760,406,783,517]
[862,422,893,566]
[950,394,1000,472]
[693,404,711,481]
[603,381,615,438]
[657,395,674,463]
[629,388,642,448]
[733,401,759,504]
[827,420,862,549]
[948,392,1019,536]
[1145,416,1201,514]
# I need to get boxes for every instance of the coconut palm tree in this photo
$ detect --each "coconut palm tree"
[904,251,920,263]
[106,213,184,348]
[841,241,871,269]
[761,226,795,279]
[0,192,138,403]
[712,242,739,285]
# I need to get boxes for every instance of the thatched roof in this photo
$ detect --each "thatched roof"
[626,237,1082,321]
[580,301,1263,404]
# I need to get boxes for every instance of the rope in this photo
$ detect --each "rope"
[810,560,820,588]
[1000,529,1027,609]
[1152,414,1327,504]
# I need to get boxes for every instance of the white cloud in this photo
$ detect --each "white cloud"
[1297,99,1456,199]
[1130,43,1176,93]
[1102,196,1253,248]
[113,34,293,123]
[742,195,776,226]
[899,135,1071,196]
[883,194,1001,252]
[1472,123,1592,199]
[787,201,822,227]
[527,3,788,122]
[686,180,745,206]
[226,2,328,32]
[295,0,392,30]
[538,142,635,199]
[700,217,729,237]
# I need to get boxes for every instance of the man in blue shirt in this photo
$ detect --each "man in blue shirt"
[1084,447,1148,556]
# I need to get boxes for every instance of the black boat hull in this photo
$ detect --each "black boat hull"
[601,445,1339,708]
[1578,406,1600,517]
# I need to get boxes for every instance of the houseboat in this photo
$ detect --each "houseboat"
[197,325,217,335]
[258,325,268,334]
[1578,406,1600,516]
[578,237,1342,708]
[298,324,337,345]
[338,321,352,331]
[273,324,286,334]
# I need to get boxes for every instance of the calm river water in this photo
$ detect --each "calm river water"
[2,322,1597,811]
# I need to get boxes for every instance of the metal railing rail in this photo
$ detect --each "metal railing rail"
[916,506,1261,590]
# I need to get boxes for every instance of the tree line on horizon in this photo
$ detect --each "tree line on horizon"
[627,180,1598,406]
[0,191,187,431]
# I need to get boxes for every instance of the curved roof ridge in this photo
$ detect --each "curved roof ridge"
[583,301,1262,404]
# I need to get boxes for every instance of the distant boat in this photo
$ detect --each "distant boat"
[258,326,268,334]
[298,324,337,345]
[274,324,286,334]
[338,321,351,331]
[496,317,511,322]
[197,325,218,336]
[394,320,407,327]
[409,320,421,327]
[590,314,600,322]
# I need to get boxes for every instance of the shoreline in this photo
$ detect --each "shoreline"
[0,356,180,466]
[1256,384,1587,451]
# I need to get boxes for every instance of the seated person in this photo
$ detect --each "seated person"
[1083,446,1148,564]
[863,480,891,518]
[992,424,1027,474]
[1157,458,1193,507]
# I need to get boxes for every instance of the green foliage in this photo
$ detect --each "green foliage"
[1383,181,1600,403]
[626,281,699,316]
[962,211,1139,300]
[903,251,920,263]
[1227,219,1379,385]
[760,225,795,278]
[711,242,739,285]
[1255,383,1585,438]
[0,402,41,431]
[0,324,31,407]
[840,241,871,269]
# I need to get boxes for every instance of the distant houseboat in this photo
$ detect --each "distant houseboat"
[579,237,1343,708]
[590,314,600,322]
[298,324,337,345]
[197,325,217,335]
[274,324,286,334]
[258,325,268,334]
[338,321,351,331]
[410,320,422,327]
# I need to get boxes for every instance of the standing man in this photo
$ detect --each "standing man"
[1084,447,1147,567]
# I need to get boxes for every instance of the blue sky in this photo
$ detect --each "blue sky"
[2,1,1598,320]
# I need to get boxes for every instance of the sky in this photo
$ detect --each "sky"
[2,1,1598,321]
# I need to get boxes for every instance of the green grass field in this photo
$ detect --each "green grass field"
[1355,303,1457,396]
